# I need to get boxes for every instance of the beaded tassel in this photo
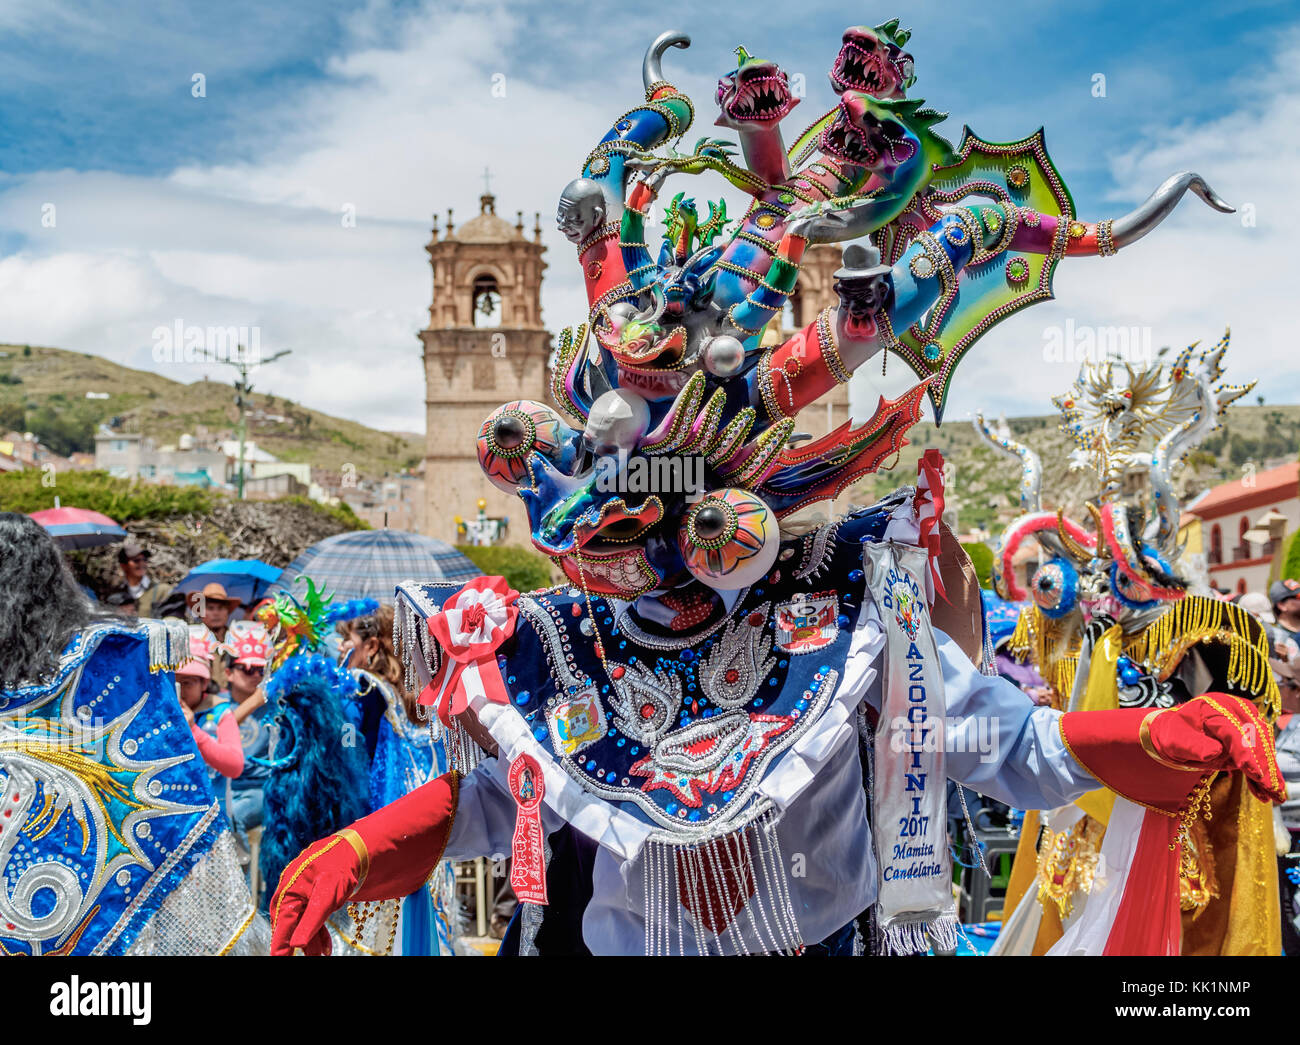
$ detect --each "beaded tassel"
[1123,597,1279,716]
[642,810,803,956]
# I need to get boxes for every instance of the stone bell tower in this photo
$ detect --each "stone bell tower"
[419,191,550,545]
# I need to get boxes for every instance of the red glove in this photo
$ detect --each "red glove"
[1143,695,1284,804]
[269,771,460,956]
[1061,694,1284,814]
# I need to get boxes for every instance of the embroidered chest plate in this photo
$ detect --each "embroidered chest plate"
[506,561,867,836]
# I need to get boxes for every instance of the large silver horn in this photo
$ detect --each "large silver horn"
[974,411,1042,513]
[1145,329,1251,553]
[1110,172,1234,250]
[643,31,690,92]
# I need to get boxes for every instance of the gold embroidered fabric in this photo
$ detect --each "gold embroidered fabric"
[1008,605,1079,708]
[1034,815,1106,919]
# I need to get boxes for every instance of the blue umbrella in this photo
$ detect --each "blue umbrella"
[174,558,284,606]
[270,529,480,605]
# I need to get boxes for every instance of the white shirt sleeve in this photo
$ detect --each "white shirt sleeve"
[864,625,1099,809]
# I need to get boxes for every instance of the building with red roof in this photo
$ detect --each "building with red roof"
[1182,461,1299,596]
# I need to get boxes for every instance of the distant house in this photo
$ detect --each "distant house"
[1,431,77,473]
[94,427,229,488]
[243,472,308,500]
[92,428,356,506]
[335,473,426,531]
[1183,461,1300,595]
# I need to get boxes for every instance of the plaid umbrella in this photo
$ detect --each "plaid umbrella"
[271,529,481,605]
[29,506,128,550]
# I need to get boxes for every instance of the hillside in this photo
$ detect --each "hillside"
[0,344,422,476]
[851,402,1300,533]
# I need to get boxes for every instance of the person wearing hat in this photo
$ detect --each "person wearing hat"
[189,581,241,642]
[225,620,271,725]
[1270,579,1300,639]
[114,540,173,618]
[189,582,242,688]
[177,626,244,781]
[104,590,139,616]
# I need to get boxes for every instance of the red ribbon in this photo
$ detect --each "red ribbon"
[508,754,548,905]
[419,576,520,725]
[916,449,947,601]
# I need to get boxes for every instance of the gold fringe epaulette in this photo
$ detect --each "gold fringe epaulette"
[1121,596,1281,719]
[1010,604,1080,710]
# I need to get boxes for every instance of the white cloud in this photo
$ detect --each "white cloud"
[0,1,629,434]
[0,4,1296,452]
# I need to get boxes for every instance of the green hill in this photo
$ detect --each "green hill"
[0,344,422,476]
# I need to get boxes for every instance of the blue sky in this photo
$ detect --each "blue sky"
[0,0,1296,433]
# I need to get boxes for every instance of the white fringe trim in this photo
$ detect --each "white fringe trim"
[881,913,960,956]
[146,618,192,672]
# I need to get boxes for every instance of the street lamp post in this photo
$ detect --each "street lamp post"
[215,345,292,500]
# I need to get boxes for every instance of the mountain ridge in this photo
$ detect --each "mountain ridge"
[0,343,423,476]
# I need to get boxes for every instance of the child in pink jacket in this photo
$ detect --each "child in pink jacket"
[177,627,244,779]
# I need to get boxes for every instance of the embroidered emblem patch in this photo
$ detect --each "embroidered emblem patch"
[630,710,794,806]
[547,686,605,756]
[886,569,923,639]
[774,591,838,653]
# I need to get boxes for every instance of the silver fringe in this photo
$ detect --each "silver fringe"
[394,592,476,771]
[443,719,484,775]
[640,807,803,956]
[517,837,551,956]
[146,618,192,672]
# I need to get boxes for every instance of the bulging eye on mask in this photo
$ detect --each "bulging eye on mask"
[474,384,789,599]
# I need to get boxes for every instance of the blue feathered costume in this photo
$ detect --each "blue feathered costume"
[253,585,375,908]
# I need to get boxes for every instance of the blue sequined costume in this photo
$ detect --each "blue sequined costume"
[353,669,458,956]
[0,619,260,955]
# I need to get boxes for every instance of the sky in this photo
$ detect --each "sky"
[0,0,1296,435]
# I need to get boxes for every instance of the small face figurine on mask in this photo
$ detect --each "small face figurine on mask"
[556,178,607,245]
